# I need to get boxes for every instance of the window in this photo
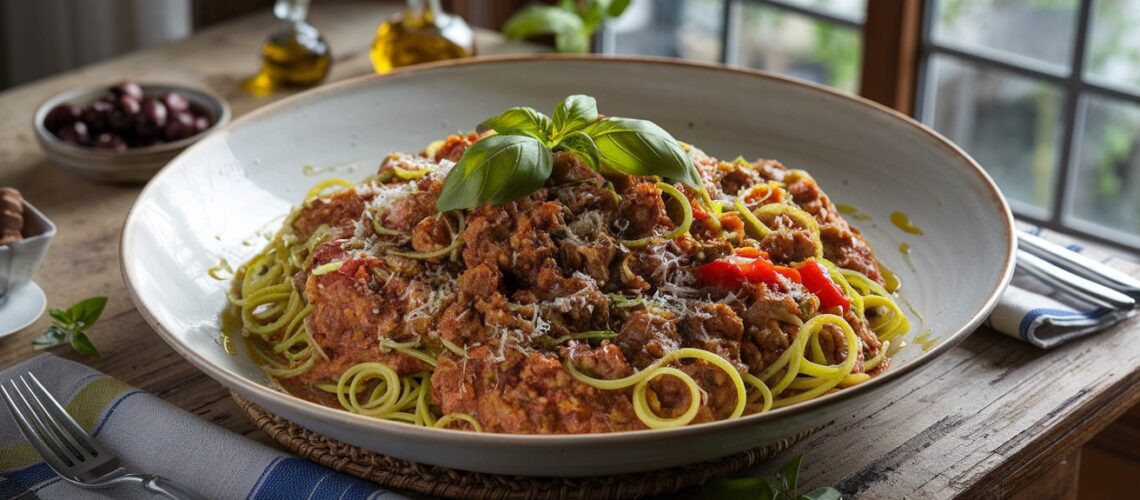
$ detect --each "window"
[600,0,1140,252]
[918,0,1140,251]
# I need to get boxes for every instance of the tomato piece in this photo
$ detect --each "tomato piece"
[337,259,365,277]
[798,258,851,311]
[693,259,748,289]
[695,251,801,291]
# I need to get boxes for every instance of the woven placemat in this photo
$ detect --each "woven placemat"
[232,392,814,499]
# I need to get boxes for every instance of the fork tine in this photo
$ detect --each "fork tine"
[1,382,75,472]
[21,374,100,460]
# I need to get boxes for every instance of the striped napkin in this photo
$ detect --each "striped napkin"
[986,225,1138,348]
[0,354,407,500]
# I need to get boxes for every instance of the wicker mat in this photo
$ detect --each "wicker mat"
[232,392,814,499]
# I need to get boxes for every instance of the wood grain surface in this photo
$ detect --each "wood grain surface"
[1,2,1138,498]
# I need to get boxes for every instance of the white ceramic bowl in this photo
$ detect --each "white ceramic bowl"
[121,56,1015,477]
[1,201,55,298]
[34,83,231,184]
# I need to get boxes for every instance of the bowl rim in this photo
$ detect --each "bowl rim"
[33,81,232,157]
[120,54,1017,446]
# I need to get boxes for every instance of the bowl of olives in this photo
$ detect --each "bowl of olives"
[34,81,231,183]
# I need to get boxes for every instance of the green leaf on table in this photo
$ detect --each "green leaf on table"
[34,296,107,356]
[552,95,598,139]
[799,487,843,500]
[480,107,552,142]
[780,453,804,492]
[48,308,73,327]
[70,331,100,357]
[554,130,600,171]
[436,134,553,211]
[70,296,108,330]
[584,117,703,189]
[503,5,584,39]
[32,326,68,350]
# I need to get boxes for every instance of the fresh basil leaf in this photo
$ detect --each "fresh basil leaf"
[480,107,552,140]
[554,130,600,171]
[32,326,69,350]
[436,135,553,211]
[584,117,703,189]
[555,30,591,53]
[607,0,632,17]
[503,5,584,39]
[780,454,804,493]
[704,477,783,500]
[552,95,598,138]
[70,296,108,331]
[70,331,100,357]
[48,308,72,327]
[798,487,842,500]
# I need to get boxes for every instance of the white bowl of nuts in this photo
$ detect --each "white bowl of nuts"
[0,188,54,335]
[34,82,231,183]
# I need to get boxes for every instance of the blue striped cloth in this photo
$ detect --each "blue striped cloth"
[0,354,407,500]
[986,225,1137,348]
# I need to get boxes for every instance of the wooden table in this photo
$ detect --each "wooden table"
[1,2,1137,498]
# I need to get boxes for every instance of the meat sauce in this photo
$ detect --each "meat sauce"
[276,137,889,433]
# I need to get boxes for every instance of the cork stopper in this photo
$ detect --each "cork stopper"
[0,187,24,245]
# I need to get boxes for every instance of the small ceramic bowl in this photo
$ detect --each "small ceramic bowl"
[0,200,55,299]
[33,83,231,184]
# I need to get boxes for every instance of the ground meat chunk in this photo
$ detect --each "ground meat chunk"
[616,181,671,239]
[299,245,426,387]
[291,190,365,242]
[617,309,680,369]
[565,342,632,380]
[431,347,644,433]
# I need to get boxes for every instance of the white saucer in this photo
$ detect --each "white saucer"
[0,282,47,338]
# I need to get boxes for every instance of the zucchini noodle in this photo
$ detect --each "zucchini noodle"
[622,182,694,248]
[304,178,355,202]
[734,199,771,238]
[230,210,321,379]
[385,212,466,261]
[753,203,823,259]
[632,367,703,429]
[758,314,859,409]
[567,347,746,427]
[839,268,911,343]
[434,413,484,432]
[380,339,439,367]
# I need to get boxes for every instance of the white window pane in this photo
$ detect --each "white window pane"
[609,0,724,62]
[932,0,1077,71]
[1087,0,1140,93]
[1070,94,1140,238]
[925,55,1064,211]
[736,4,862,92]
[779,0,866,22]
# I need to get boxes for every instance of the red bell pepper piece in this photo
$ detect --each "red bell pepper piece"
[694,250,801,291]
[797,258,851,311]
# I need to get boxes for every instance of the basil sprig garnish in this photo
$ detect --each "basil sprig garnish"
[436,94,702,211]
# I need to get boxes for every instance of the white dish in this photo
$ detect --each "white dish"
[0,282,47,338]
[121,56,1015,477]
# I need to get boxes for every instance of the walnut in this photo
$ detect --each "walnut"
[1,187,24,245]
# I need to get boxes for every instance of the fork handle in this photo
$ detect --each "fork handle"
[132,474,208,500]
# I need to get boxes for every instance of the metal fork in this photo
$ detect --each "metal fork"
[1,373,206,499]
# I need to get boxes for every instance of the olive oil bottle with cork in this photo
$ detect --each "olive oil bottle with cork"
[370,0,475,74]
